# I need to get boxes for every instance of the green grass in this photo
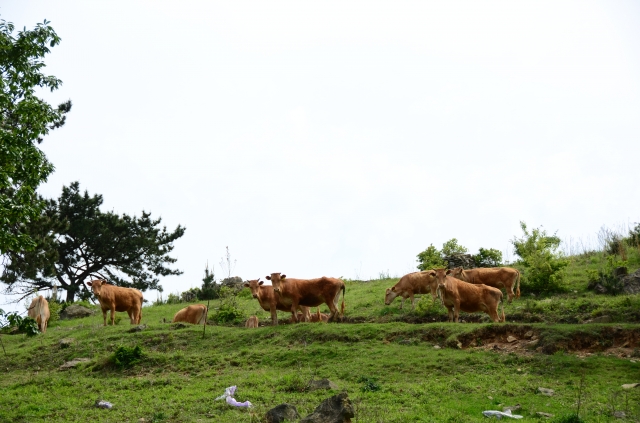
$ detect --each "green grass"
[2,283,640,422]
[2,254,639,422]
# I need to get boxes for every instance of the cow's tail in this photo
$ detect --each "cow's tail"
[340,283,346,319]
[515,270,521,299]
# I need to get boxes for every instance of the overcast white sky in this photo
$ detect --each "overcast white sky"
[2,1,640,311]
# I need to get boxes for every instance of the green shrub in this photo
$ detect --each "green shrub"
[415,296,442,316]
[511,221,569,294]
[166,293,182,304]
[553,413,585,423]
[212,303,245,324]
[180,288,200,302]
[47,300,62,323]
[211,287,245,324]
[1,312,39,336]
[628,223,640,247]
[198,263,220,300]
[587,255,626,295]
[236,288,252,299]
[417,244,446,270]
[441,238,468,256]
[474,247,503,267]
[113,345,143,369]
[358,376,381,392]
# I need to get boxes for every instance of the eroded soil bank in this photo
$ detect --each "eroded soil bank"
[382,324,640,358]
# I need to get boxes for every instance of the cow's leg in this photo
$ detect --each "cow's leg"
[399,297,404,309]
[487,304,499,322]
[326,296,340,322]
[300,307,311,322]
[290,303,299,323]
[110,308,116,326]
[102,309,108,326]
[127,310,134,324]
[446,306,454,322]
[409,293,415,310]
[454,301,460,323]
[506,285,515,303]
[270,306,278,326]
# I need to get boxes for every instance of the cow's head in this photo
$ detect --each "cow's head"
[243,278,264,299]
[384,287,398,305]
[448,267,463,279]
[266,273,286,293]
[433,268,451,290]
[86,279,107,297]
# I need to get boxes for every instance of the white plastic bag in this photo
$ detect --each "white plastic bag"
[215,385,253,408]
[482,409,523,419]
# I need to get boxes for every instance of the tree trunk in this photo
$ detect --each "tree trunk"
[65,286,76,302]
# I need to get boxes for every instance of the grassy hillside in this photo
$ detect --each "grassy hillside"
[2,251,640,423]
[209,247,640,326]
[1,311,639,423]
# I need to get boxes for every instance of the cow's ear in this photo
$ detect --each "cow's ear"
[446,269,452,275]
[266,275,271,280]
[281,274,287,279]
[243,283,250,288]
[391,286,396,292]
[86,281,93,287]
[258,281,264,286]
[428,270,436,276]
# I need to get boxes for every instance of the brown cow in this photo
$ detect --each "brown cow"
[432,268,505,323]
[86,279,143,326]
[244,279,311,325]
[267,273,345,323]
[448,267,520,303]
[245,315,259,328]
[384,271,438,309]
[172,304,207,325]
[27,295,50,334]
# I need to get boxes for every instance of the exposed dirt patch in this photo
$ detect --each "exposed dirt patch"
[457,325,640,358]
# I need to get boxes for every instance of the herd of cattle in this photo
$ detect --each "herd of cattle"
[24,266,521,331]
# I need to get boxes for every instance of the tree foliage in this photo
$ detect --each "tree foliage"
[199,262,220,300]
[418,239,503,270]
[0,182,185,302]
[474,247,503,267]
[511,221,568,294]
[416,244,446,271]
[0,18,72,254]
[441,238,468,257]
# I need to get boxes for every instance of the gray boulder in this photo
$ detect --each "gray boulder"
[266,403,301,423]
[620,269,640,294]
[301,392,355,423]
[60,304,95,320]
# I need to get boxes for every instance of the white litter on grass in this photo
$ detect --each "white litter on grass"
[215,385,253,408]
[95,400,113,409]
[482,409,523,419]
